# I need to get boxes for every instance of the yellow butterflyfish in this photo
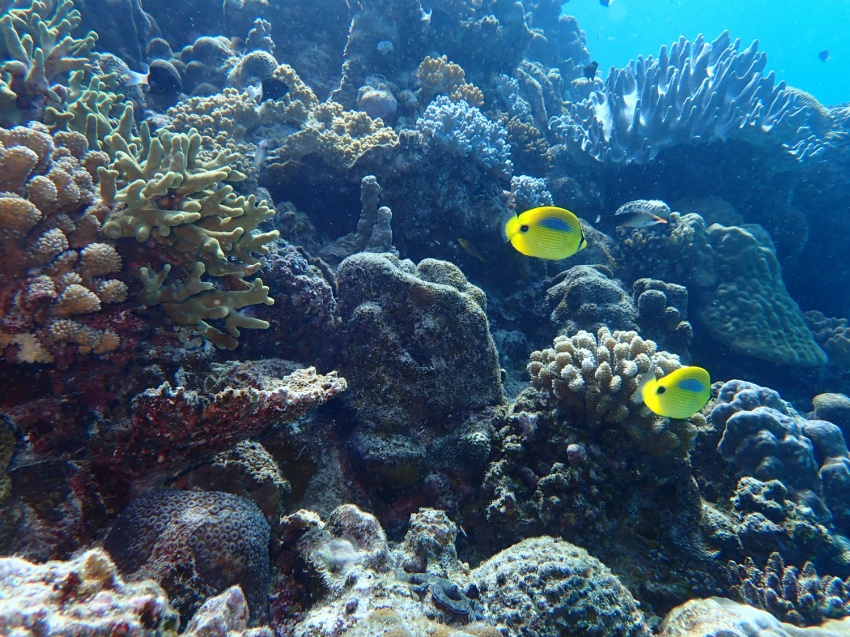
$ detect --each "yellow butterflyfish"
[503,206,588,260]
[641,366,711,419]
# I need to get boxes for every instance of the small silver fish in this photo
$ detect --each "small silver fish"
[614,199,670,228]
[123,63,150,87]
[253,140,268,172]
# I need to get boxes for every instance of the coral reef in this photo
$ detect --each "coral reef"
[620,213,826,366]
[103,488,270,625]
[549,31,820,164]
[281,100,398,171]
[713,379,850,535]
[633,278,693,358]
[697,223,826,366]
[659,597,850,637]
[805,311,850,367]
[545,266,638,336]
[337,253,502,428]
[107,361,346,478]
[319,175,397,266]
[472,536,649,637]
[0,123,127,364]
[337,253,502,487]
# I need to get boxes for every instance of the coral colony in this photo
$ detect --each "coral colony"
[2,0,850,636]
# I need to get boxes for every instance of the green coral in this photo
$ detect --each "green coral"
[99,125,279,349]
[0,0,97,127]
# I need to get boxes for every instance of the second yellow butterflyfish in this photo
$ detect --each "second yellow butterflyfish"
[641,366,711,419]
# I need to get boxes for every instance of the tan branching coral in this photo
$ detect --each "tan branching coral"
[98,124,278,349]
[280,100,398,170]
[0,0,97,127]
[417,55,466,103]
[528,327,706,457]
[0,124,125,363]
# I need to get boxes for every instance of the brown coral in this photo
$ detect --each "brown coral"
[280,101,398,170]
[0,124,126,364]
[417,55,467,104]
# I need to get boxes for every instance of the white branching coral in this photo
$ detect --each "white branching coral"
[528,327,705,457]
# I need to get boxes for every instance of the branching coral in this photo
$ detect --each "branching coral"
[416,55,482,107]
[280,100,398,171]
[528,327,705,456]
[0,123,125,364]
[416,95,513,177]
[728,552,850,626]
[97,124,279,348]
[0,0,97,126]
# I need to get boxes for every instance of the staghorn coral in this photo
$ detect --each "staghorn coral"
[0,123,126,364]
[728,552,850,626]
[103,488,270,626]
[0,548,179,635]
[98,124,279,348]
[280,100,398,171]
[0,0,97,127]
[549,31,821,164]
[528,327,705,456]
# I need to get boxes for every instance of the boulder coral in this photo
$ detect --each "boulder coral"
[103,488,270,626]
[472,536,649,637]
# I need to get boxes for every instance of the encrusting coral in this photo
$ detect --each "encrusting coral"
[0,123,126,363]
[98,123,278,348]
[528,327,706,456]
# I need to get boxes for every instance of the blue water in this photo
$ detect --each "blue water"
[561,0,849,107]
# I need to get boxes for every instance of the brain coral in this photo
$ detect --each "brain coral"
[472,536,649,637]
[103,489,270,626]
[0,123,127,364]
[528,327,704,456]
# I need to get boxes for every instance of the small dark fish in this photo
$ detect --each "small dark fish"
[818,49,830,62]
[260,77,290,102]
[600,0,611,6]
[583,61,599,80]
[457,237,486,263]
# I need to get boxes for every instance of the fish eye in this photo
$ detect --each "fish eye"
[656,386,666,394]
[520,224,529,232]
